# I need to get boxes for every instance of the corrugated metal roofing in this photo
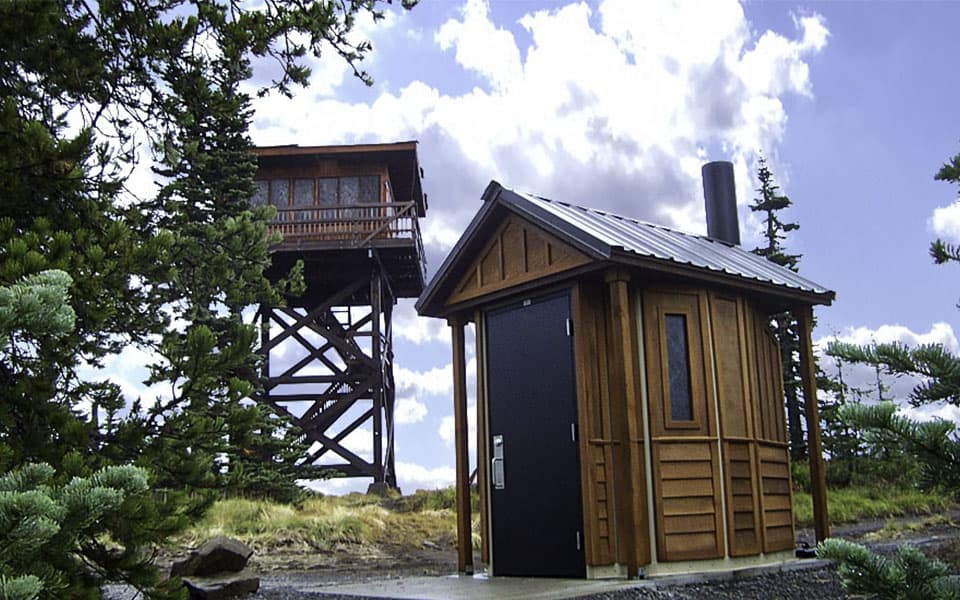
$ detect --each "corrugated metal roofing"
[511,189,832,298]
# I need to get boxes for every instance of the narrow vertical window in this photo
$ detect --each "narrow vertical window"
[252,180,268,207]
[270,179,290,222]
[359,175,380,203]
[340,176,359,204]
[318,178,338,205]
[293,178,314,222]
[665,313,694,422]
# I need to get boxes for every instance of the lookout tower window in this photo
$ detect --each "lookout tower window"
[665,313,694,422]
[253,180,268,206]
[258,175,383,209]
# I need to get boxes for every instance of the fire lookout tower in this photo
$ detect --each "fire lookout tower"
[253,142,427,491]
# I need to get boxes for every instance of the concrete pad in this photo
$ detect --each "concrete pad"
[304,573,648,600]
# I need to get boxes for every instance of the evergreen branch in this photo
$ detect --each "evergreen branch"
[826,341,960,406]
[838,402,960,494]
[931,238,960,265]
[819,538,960,600]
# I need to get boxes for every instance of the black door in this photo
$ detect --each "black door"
[486,292,585,577]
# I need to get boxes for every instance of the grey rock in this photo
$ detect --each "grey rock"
[172,536,254,577]
[183,570,260,600]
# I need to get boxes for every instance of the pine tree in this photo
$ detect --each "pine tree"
[0,0,414,595]
[750,157,806,460]
[819,144,960,597]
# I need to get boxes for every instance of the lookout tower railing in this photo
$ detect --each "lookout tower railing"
[267,201,426,280]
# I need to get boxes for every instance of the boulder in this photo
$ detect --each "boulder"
[171,536,254,577]
[182,570,260,600]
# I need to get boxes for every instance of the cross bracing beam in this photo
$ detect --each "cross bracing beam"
[254,269,398,490]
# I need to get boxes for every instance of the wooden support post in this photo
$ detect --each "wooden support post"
[605,269,648,573]
[450,317,474,574]
[797,305,830,542]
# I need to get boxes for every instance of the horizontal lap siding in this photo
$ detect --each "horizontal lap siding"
[724,441,761,555]
[709,294,762,557]
[654,441,724,561]
[759,442,793,551]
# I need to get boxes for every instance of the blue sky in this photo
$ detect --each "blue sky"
[106,0,960,494]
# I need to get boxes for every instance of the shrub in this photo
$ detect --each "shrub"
[818,538,960,599]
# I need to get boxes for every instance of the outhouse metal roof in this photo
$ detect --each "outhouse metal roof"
[416,182,835,317]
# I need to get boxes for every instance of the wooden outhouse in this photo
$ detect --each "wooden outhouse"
[415,163,835,578]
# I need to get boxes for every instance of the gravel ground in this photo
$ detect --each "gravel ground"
[243,563,845,600]
[104,510,960,600]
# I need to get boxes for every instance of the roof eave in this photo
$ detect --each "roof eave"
[611,249,835,306]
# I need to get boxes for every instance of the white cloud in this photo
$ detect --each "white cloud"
[395,397,428,424]
[436,0,522,94]
[250,0,830,251]
[394,461,456,491]
[438,400,477,449]
[930,199,960,242]
[817,322,960,418]
[820,321,960,353]
[299,461,457,495]
[392,300,451,345]
[396,363,453,397]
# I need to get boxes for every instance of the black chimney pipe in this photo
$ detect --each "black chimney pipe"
[701,161,740,245]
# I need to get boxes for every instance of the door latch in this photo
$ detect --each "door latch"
[492,434,505,490]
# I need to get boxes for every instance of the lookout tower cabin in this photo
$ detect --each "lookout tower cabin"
[253,142,427,491]
[416,162,834,578]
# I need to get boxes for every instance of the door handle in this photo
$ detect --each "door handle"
[492,434,505,490]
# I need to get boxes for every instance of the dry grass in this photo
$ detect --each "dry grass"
[863,513,957,541]
[793,486,954,528]
[171,489,472,554]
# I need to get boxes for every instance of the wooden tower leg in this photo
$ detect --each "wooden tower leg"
[254,268,400,492]
[371,269,384,486]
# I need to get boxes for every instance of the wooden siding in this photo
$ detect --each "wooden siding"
[446,215,591,306]
[652,440,724,561]
[708,293,762,557]
[643,288,723,562]
[722,441,761,556]
[746,306,794,552]
[572,282,617,567]
[645,288,796,562]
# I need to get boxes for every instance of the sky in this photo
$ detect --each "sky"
[101,0,960,495]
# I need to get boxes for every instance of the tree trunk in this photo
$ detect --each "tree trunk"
[780,326,807,461]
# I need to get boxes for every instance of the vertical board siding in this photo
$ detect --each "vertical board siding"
[708,293,762,557]
[748,305,795,553]
[644,288,724,562]
[446,215,591,306]
[573,283,617,566]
